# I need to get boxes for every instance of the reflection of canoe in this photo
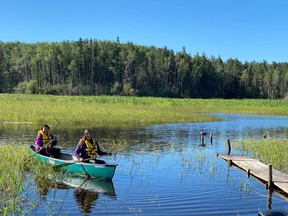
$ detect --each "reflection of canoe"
[29,145,117,180]
[57,174,116,196]
[258,210,288,216]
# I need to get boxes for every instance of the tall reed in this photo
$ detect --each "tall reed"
[234,138,288,173]
[0,144,56,215]
[1,94,287,127]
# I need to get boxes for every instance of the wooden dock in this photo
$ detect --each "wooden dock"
[217,154,288,199]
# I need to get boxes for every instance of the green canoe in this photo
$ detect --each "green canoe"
[29,145,117,180]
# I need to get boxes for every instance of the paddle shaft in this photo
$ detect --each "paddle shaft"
[52,158,91,169]
[33,139,55,155]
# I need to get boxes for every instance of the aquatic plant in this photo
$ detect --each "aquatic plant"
[234,138,288,173]
[0,144,57,215]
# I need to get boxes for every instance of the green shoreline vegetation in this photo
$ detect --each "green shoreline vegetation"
[234,138,288,173]
[0,94,287,214]
[1,94,287,127]
[0,145,57,215]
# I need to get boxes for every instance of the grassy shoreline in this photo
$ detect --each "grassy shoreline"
[1,94,287,127]
[234,138,288,173]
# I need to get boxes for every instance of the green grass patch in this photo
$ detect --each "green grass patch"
[0,144,57,215]
[1,94,287,128]
[234,138,288,173]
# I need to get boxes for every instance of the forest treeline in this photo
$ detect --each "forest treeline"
[0,38,287,99]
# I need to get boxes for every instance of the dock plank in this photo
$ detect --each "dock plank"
[218,154,288,195]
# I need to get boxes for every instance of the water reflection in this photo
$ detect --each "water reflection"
[58,175,116,196]
[74,187,99,214]
[57,175,116,214]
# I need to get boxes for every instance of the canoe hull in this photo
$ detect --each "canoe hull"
[29,145,117,180]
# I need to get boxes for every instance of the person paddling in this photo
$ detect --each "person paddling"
[74,129,112,164]
[35,124,60,157]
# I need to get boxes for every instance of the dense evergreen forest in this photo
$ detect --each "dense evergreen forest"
[0,38,287,99]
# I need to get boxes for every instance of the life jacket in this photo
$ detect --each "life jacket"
[38,130,52,146]
[80,138,97,157]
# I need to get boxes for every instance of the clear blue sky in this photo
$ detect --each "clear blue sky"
[1,0,287,63]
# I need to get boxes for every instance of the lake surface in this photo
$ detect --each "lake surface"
[1,113,288,215]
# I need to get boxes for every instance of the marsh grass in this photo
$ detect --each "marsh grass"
[0,144,57,215]
[101,139,131,153]
[1,94,287,127]
[0,94,216,127]
[234,138,288,173]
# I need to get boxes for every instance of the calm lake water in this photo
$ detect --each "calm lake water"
[1,113,288,215]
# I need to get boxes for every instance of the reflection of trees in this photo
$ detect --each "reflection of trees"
[74,187,99,214]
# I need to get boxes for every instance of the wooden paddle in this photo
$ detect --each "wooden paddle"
[52,158,91,170]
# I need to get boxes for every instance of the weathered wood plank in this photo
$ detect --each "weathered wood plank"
[217,154,288,196]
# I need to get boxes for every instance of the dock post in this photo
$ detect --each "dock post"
[210,133,213,145]
[227,139,231,155]
[200,132,205,146]
[268,164,273,188]
[200,134,203,146]
[228,159,232,166]
[247,169,250,178]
